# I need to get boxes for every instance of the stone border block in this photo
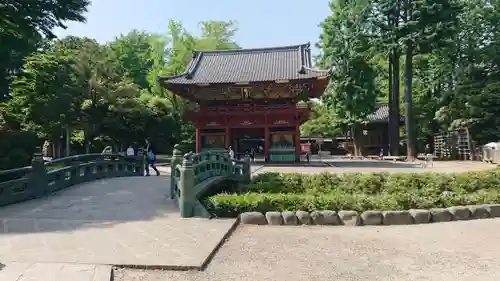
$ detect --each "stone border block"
[237,203,500,227]
[338,210,359,226]
[296,210,312,225]
[361,210,383,225]
[382,210,414,225]
[486,204,500,217]
[468,205,490,219]
[240,212,267,225]
[447,206,470,221]
[319,210,341,225]
[265,211,283,225]
[430,208,453,222]
[310,211,325,225]
[281,211,298,225]
[409,209,431,224]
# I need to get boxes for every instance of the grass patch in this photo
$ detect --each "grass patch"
[206,169,500,217]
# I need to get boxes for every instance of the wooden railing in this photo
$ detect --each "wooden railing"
[0,153,144,207]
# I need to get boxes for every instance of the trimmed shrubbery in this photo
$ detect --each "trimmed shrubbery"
[206,170,500,217]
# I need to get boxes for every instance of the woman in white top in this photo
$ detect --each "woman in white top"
[126,145,135,156]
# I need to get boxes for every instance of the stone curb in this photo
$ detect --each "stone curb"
[238,204,500,226]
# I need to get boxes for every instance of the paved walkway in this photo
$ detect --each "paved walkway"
[0,176,236,269]
[255,160,495,174]
[115,219,500,281]
[0,262,111,281]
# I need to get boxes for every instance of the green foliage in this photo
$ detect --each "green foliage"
[0,131,38,171]
[206,170,500,217]
[2,18,240,156]
[300,102,341,137]
[0,0,90,100]
[318,0,379,129]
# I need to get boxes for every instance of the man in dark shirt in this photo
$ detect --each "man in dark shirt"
[145,138,160,176]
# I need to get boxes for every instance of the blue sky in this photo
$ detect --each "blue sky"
[54,0,332,55]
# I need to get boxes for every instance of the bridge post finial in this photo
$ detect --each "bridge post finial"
[242,155,251,184]
[179,153,195,218]
[170,144,183,200]
[28,147,48,196]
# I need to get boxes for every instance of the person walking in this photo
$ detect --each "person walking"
[228,146,235,160]
[145,139,160,176]
[424,144,434,168]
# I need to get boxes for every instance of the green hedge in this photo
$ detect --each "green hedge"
[206,170,500,217]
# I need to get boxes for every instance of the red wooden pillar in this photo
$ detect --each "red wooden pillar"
[295,124,301,162]
[195,127,201,152]
[225,127,231,149]
[264,126,270,162]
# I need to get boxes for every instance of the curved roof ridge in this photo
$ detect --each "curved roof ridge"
[157,42,329,84]
[197,43,309,54]
[302,66,329,73]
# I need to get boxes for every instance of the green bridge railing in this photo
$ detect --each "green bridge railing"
[0,151,144,206]
[170,144,251,218]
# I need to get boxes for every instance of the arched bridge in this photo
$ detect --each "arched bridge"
[0,147,250,218]
[170,145,251,218]
[0,153,144,207]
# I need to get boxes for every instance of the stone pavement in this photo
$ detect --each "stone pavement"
[0,262,111,281]
[0,176,236,268]
[254,160,495,174]
[115,219,500,281]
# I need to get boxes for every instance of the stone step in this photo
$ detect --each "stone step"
[0,262,111,281]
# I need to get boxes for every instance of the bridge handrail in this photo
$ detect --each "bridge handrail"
[0,151,145,207]
[0,166,32,176]
[169,145,251,218]
[44,153,141,165]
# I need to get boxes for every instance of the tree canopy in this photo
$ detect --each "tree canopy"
[1,13,240,156]
[315,0,500,156]
[3,0,500,161]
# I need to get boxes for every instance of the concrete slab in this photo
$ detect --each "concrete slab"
[0,262,112,281]
[0,177,237,268]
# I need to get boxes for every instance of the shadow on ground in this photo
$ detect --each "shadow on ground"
[251,161,328,168]
[324,160,422,169]
[0,176,177,234]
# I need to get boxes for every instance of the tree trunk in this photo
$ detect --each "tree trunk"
[391,48,401,156]
[51,140,57,159]
[65,126,71,157]
[404,40,415,160]
[84,132,92,154]
[352,126,363,156]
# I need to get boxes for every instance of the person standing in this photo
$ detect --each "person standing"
[228,146,235,160]
[126,144,135,156]
[250,147,256,163]
[145,139,160,176]
[424,144,434,168]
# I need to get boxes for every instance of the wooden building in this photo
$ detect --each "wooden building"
[362,104,404,155]
[157,43,329,162]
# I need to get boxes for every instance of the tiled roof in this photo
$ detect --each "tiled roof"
[366,104,405,123]
[157,43,328,84]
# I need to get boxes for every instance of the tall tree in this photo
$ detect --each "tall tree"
[0,0,90,100]
[318,0,379,156]
[397,0,461,158]
[109,30,156,89]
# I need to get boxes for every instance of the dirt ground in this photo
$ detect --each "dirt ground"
[115,219,500,281]
[250,159,496,175]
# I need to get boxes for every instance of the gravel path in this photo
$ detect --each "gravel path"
[115,218,500,281]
